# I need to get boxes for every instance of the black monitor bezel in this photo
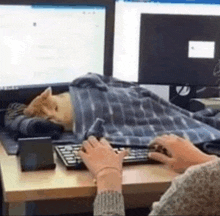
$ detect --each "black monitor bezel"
[0,0,115,109]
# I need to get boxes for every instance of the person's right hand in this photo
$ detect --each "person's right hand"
[78,136,128,193]
[148,134,217,173]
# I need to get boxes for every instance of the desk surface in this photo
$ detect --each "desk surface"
[0,143,179,203]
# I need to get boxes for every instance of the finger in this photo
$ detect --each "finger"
[175,135,188,142]
[148,152,173,164]
[77,150,91,171]
[100,137,113,149]
[162,134,170,138]
[148,139,157,148]
[168,134,181,140]
[150,136,173,152]
[87,136,99,147]
[162,134,175,142]
[169,133,178,137]
[77,149,87,159]
[148,137,161,147]
[82,140,93,152]
[168,134,188,146]
[118,149,130,162]
[149,137,166,147]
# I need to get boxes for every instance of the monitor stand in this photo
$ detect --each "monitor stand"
[169,85,197,110]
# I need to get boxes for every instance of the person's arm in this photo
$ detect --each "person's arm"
[149,157,220,215]
[147,134,219,215]
[78,136,128,216]
[93,169,125,216]
[96,169,122,194]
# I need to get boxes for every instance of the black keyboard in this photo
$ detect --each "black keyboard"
[55,143,160,170]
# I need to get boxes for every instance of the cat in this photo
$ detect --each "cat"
[23,87,74,131]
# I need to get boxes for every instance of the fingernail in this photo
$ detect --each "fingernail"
[148,153,152,158]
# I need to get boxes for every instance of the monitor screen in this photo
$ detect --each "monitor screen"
[138,3,220,87]
[0,4,105,87]
[0,0,115,91]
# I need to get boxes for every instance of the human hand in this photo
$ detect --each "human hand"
[78,136,129,179]
[148,134,217,173]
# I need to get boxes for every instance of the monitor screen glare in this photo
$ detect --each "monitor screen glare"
[0,5,105,88]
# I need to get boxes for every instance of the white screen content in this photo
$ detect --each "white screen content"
[0,5,105,87]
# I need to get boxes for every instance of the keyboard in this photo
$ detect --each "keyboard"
[54,143,160,170]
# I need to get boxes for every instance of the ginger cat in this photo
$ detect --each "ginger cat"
[23,87,74,131]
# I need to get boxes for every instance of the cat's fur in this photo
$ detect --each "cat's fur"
[23,87,74,131]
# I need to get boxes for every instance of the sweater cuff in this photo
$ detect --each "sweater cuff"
[93,190,125,216]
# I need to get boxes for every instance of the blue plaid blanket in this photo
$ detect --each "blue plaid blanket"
[69,73,220,147]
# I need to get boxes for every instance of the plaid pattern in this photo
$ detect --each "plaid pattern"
[69,73,220,147]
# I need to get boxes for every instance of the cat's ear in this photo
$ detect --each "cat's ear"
[40,87,52,99]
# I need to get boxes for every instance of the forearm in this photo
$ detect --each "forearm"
[94,169,125,216]
[149,158,220,215]
[96,169,122,194]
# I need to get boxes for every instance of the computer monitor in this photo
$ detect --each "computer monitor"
[139,12,220,86]
[139,13,220,87]
[0,0,115,110]
[113,2,220,108]
[137,2,220,108]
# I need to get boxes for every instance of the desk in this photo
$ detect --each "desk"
[190,97,220,111]
[0,142,179,215]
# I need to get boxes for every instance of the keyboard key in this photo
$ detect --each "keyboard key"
[65,146,73,151]
[62,151,71,154]
[66,157,74,160]
[60,148,66,152]
[67,160,76,164]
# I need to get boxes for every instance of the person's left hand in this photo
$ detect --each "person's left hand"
[148,134,217,173]
[78,136,129,179]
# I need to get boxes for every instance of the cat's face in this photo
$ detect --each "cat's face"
[24,87,73,130]
[24,87,57,118]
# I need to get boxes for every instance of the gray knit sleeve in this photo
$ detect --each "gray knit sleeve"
[93,190,125,216]
[149,158,220,215]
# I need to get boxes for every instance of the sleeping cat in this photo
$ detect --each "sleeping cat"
[23,87,74,131]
